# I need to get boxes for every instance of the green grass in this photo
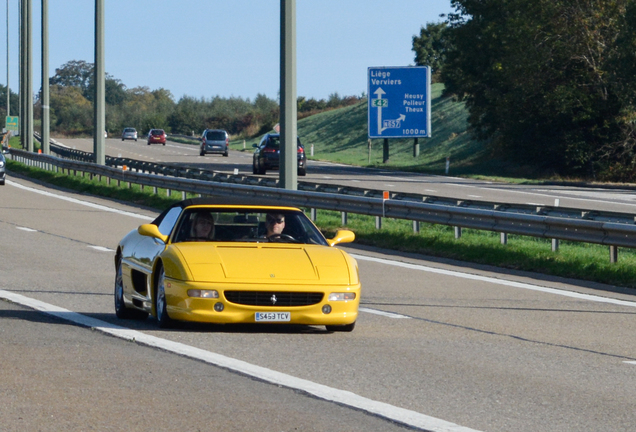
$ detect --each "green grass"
[227,84,531,179]
[6,156,636,290]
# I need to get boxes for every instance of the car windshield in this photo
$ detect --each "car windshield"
[205,131,226,140]
[124,128,135,133]
[172,208,328,245]
[151,130,164,135]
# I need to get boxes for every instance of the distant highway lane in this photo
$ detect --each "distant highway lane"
[2,175,636,431]
[55,137,636,214]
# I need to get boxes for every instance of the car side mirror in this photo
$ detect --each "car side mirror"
[328,229,355,247]
[138,224,168,243]
[252,143,258,148]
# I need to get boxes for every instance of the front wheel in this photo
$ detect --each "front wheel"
[298,167,306,176]
[326,322,356,332]
[155,266,174,328]
[200,149,205,156]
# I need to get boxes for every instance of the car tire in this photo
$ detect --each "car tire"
[155,265,174,328]
[252,163,258,174]
[298,167,306,176]
[200,150,205,156]
[121,138,124,141]
[147,142,151,145]
[163,142,166,146]
[114,259,148,320]
[326,322,356,332]
[135,139,137,142]
[223,148,229,157]
[0,179,5,186]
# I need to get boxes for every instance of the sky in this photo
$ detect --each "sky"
[0,0,454,102]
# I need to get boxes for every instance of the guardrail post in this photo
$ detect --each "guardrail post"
[182,191,186,200]
[341,211,347,225]
[413,220,420,233]
[153,186,157,195]
[310,208,316,221]
[610,246,618,263]
[166,189,171,197]
[500,233,507,245]
[376,216,382,229]
[455,226,462,239]
[552,239,559,252]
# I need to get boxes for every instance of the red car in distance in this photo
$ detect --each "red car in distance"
[147,129,167,146]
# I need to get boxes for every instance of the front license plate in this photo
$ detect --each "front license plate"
[255,312,290,322]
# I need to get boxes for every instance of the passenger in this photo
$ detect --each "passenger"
[190,212,215,241]
[265,213,285,240]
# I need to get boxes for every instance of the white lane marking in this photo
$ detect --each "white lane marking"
[624,361,636,365]
[7,180,154,221]
[89,246,114,252]
[17,226,37,232]
[352,254,636,309]
[467,195,482,198]
[359,307,411,319]
[0,289,481,432]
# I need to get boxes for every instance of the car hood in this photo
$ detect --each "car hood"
[172,243,352,285]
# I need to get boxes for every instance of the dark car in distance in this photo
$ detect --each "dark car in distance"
[147,129,166,146]
[252,133,306,176]
[200,129,229,157]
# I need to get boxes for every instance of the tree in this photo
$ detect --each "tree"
[50,59,129,106]
[412,21,449,82]
[442,0,636,178]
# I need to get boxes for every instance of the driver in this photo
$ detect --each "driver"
[265,213,285,240]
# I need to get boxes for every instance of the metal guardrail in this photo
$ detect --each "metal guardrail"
[8,148,636,254]
[45,141,636,225]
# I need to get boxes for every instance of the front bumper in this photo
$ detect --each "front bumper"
[164,279,360,326]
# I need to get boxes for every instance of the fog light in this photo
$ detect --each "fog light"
[322,304,332,314]
[187,289,219,298]
[328,292,356,301]
[214,302,224,312]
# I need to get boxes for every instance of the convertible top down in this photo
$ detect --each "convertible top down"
[114,198,360,331]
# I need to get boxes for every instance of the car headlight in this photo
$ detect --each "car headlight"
[328,292,356,301]
[0,161,4,168]
[187,289,219,298]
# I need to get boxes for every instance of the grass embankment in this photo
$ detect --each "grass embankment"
[6,145,636,290]
[229,83,521,178]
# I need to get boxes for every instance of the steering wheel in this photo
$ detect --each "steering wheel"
[268,234,298,243]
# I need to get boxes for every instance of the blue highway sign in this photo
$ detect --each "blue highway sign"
[367,66,431,138]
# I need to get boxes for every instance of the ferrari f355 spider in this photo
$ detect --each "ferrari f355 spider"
[114,198,360,331]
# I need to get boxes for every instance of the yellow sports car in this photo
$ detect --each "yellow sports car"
[114,198,360,331]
